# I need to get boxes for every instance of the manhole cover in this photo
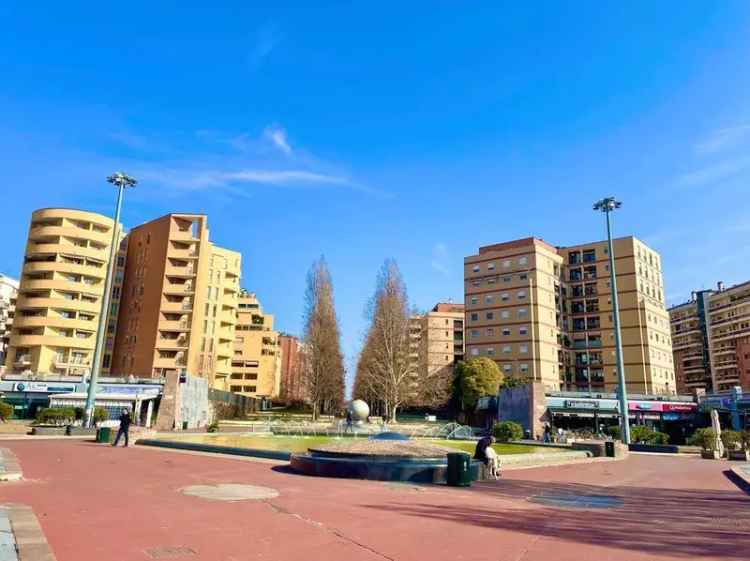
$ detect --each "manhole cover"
[529,493,623,509]
[180,483,279,501]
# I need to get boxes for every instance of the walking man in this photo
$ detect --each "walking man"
[112,408,132,447]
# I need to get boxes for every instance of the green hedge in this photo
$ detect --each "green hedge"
[630,425,669,445]
[687,428,716,450]
[0,401,14,420]
[493,420,523,442]
[36,407,77,425]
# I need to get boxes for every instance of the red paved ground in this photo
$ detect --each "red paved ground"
[0,440,748,561]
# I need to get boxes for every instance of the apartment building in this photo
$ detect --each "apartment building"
[464,236,675,394]
[5,209,121,376]
[278,334,307,403]
[230,291,280,399]
[670,281,750,393]
[408,303,465,406]
[111,214,241,389]
[0,274,19,369]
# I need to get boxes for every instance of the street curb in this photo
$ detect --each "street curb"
[137,439,292,461]
[6,505,57,561]
[730,464,750,487]
[0,448,22,482]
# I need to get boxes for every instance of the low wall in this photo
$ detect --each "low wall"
[137,439,290,461]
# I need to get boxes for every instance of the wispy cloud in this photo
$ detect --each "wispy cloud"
[137,168,352,192]
[431,242,450,275]
[262,124,292,155]
[248,24,282,68]
[109,131,150,150]
[677,156,750,187]
[695,124,750,155]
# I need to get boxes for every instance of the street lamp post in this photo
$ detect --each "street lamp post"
[593,196,630,444]
[83,172,137,428]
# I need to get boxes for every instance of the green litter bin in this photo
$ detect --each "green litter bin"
[96,427,112,443]
[605,441,615,457]
[446,452,472,487]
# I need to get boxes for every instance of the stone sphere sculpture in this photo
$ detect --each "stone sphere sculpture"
[348,399,370,422]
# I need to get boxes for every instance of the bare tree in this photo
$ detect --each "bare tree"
[354,259,412,422]
[302,257,345,420]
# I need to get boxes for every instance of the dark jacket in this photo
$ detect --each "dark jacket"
[119,413,131,430]
[474,436,493,462]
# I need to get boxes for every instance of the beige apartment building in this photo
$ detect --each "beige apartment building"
[111,213,241,389]
[5,209,122,376]
[464,236,675,394]
[0,274,19,371]
[408,303,465,406]
[230,291,280,399]
[670,281,750,393]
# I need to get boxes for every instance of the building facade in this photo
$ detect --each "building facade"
[230,291,280,399]
[5,209,121,377]
[464,236,675,394]
[278,334,307,403]
[408,303,465,406]
[111,213,241,389]
[670,281,750,393]
[0,274,19,370]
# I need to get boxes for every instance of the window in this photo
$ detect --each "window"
[519,363,529,373]
[487,262,495,270]
[520,344,528,353]
[519,326,528,335]
[470,296,478,305]
[472,265,480,273]
[486,312,494,320]
[486,327,494,336]
[471,348,479,356]
[519,273,528,280]
[485,295,493,304]
[472,280,481,287]
[519,256,528,266]
[487,347,495,356]
[518,308,528,317]
[517,290,526,299]
[502,345,512,353]
[487,277,496,284]
[501,292,510,301]
[470,313,478,321]
[503,259,511,269]
[501,310,510,319]
[502,276,511,283]
[503,364,512,373]
[502,328,511,336]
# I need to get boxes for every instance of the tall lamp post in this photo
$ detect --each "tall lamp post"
[84,172,137,427]
[593,196,630,444]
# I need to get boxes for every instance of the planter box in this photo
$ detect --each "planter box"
[30,426,66,436]
[66,426,97,437]
[728,449,750,462]
[701,450,721,460]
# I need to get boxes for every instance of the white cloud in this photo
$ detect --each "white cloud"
[431,242,450,275]
[677,156,750,187]
[248,24,282,68]
[695,124,750,155]
[137,167,351,192]
[262,125,292,155]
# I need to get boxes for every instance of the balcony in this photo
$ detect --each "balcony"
[163,283,195,295]
[158,320,191,332]
[13,355,31,366]
[164,265,196,278]
[156,337,189,350]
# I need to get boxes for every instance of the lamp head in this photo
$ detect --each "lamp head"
[107,172,138,188]
[593,197,621,212]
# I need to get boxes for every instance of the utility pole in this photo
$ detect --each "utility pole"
[84,172,137,427]
[593,196,630,444]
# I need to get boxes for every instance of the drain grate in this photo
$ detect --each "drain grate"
[529,493,623,509]
[145,546,197,559]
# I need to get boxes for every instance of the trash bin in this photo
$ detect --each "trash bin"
[446,452,472,487]
[96,427,112,443]
[605,441,615,458]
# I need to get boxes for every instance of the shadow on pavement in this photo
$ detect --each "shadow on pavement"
[362,477,750,559]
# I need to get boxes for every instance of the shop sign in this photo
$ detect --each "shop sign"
[565,400,599,409]
[662,403,695,412]
[14,382,76,393]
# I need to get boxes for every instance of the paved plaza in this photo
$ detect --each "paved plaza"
[0,440,747,561]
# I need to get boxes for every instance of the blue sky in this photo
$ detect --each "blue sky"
[2,3,750,388]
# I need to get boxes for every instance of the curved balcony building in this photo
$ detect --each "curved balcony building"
[5,208,120,376]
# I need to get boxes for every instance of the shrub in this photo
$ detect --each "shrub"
[630,425,669,445]
[742,430,750,451]
[493,420,523,442]
[721,430,742,451]
[607,426,621,440]
[687,428,716,450]
[0,401,14,420]
[93,407,109,424]
[207,422,219,433]
[35,407,76,426]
